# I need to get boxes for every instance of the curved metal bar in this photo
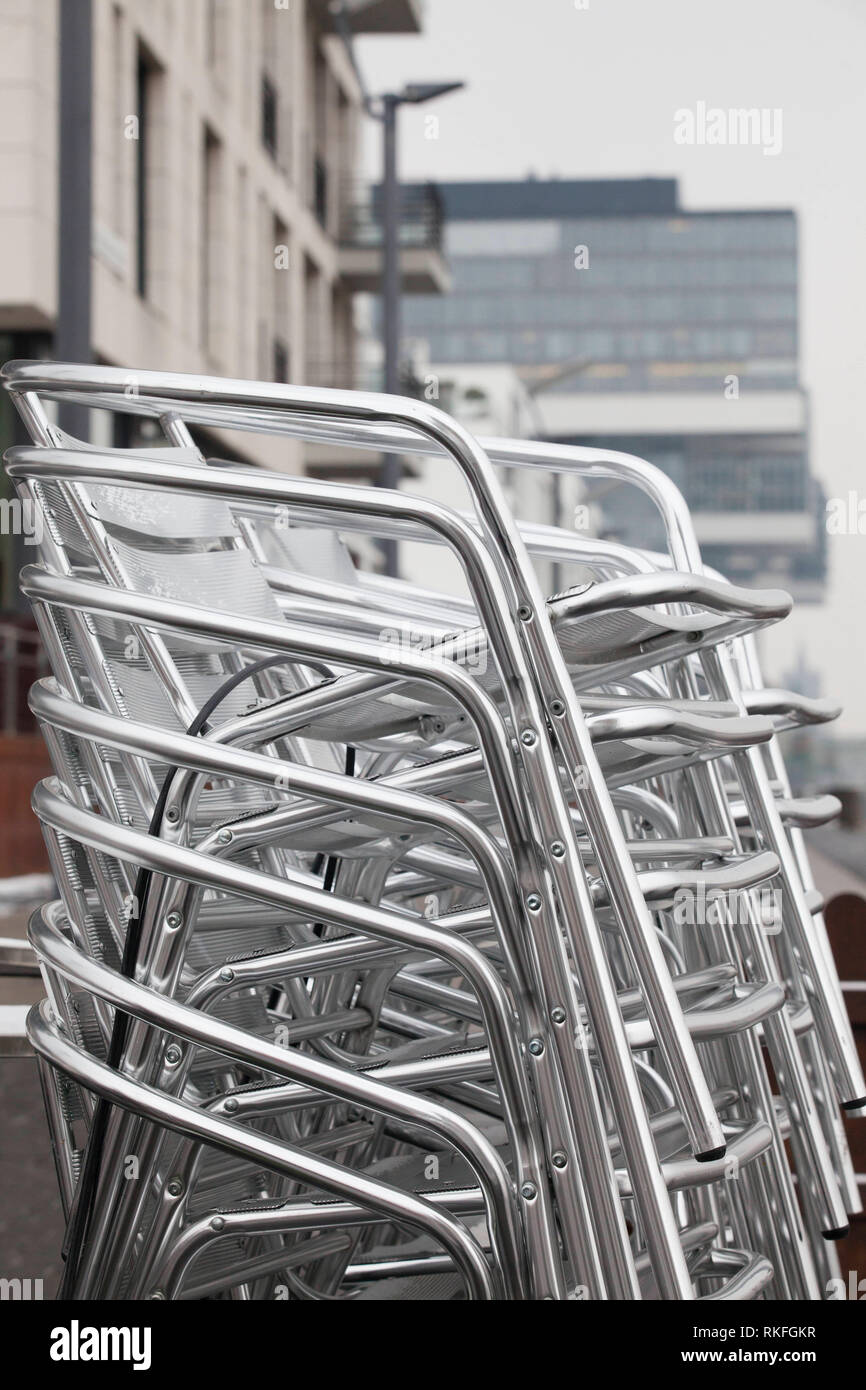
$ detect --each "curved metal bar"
[11,452,715,1294]
[0,358,743,573]
[152,1186,488,1300]
[744,688,841,728]
[29,678,572,1296]
[486,430,865,1114]
[695,1248,776,1302]
[20,558,638,1297]
[27,1001,495,1301]
[586,706,774,749]
[617,1120,774,1198]
[29,891,528,1297]
[623,986,786,1050]
[590,851,782,912]
[560,571,790,623]
[5,360,854,1300]
[5,374,727,1190]
[29,677,526,986]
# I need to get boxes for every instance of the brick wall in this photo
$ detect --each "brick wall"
[0,735,51,875]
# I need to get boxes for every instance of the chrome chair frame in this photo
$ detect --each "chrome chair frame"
[4,359,856,1302]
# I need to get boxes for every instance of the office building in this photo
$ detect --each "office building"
[400,177,824,596]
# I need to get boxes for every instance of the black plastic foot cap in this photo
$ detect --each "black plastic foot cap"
[695,1145,726,1163]
[822,1226,849,1241]
[841,1097,866,1112]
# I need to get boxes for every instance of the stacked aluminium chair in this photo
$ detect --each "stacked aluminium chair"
[4,360,862,1301]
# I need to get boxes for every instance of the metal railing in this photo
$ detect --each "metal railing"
[339,179,444,252]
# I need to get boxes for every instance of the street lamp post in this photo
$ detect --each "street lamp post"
[328,8,465,575]
[381,94,400,403]
[378,82,464,408]
[378,95,401,576]
[56,0,93,442]
[376,82,463,576]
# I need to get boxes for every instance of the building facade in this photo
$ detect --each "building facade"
[400,177,824,597]
[0,0,435,469]
[0,0,437,712]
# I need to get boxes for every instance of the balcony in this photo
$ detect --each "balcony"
[310,0,424,35]
[338,182,451,295]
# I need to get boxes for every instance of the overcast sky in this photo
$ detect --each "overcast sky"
[357,0,866,735]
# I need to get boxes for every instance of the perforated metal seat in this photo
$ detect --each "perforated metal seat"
[5,359,860,1302]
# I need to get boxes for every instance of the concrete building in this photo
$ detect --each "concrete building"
[399,177,825,599]
[0,0,441,476]
[0,0,445,712]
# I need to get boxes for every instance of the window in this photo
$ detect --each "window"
[304,255,323,381]
[469,330,508,360]
[685,440,807,512]
[314,157,327,229]
[446,220,559,257]
[200,127,221,352]
[273,337,289,383]
[110,6,124,238]
[262,73,278,159]
[134,45,161,299]
[272,214,290,380]
[205,0,221,67]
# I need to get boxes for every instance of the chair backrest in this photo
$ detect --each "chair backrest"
[5,360,858,1305]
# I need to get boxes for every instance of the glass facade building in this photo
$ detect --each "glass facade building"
[397,178,823,592]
